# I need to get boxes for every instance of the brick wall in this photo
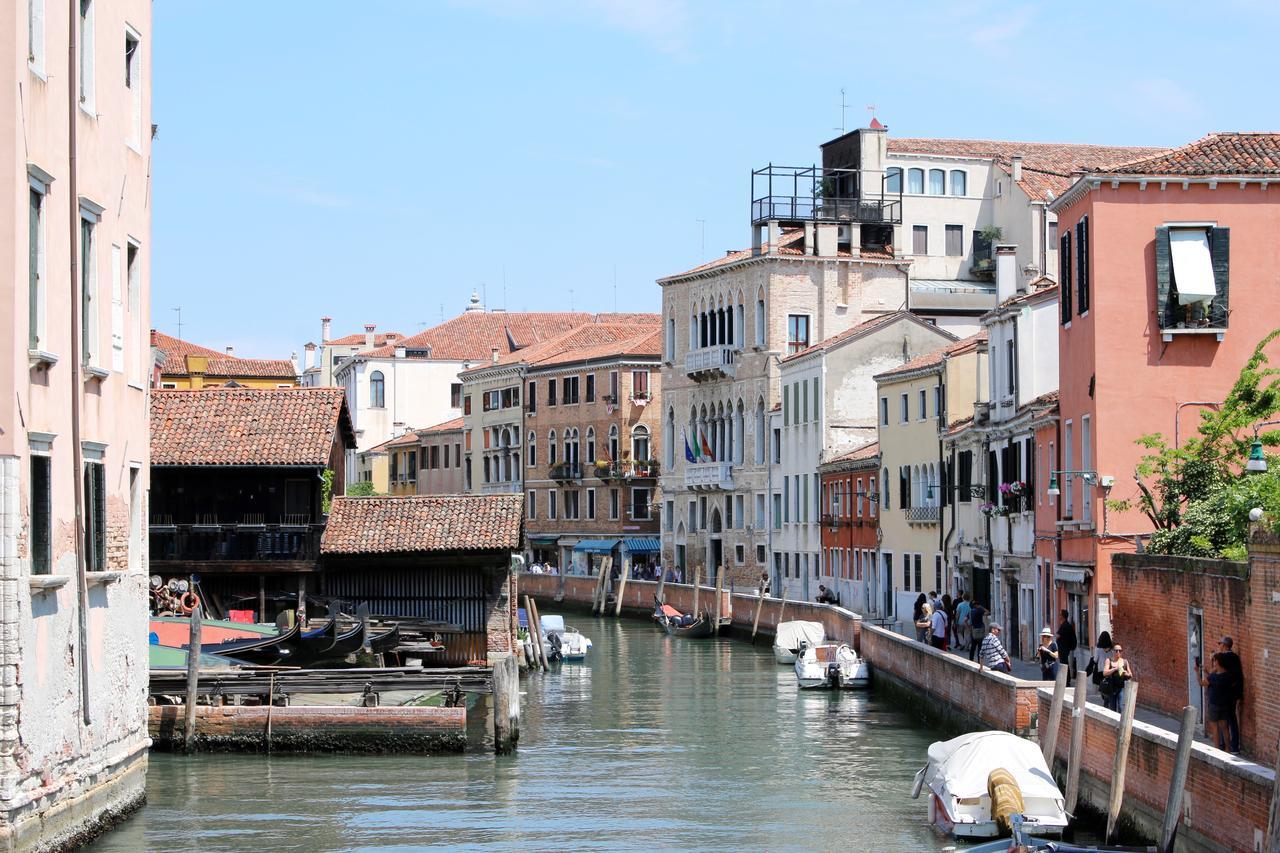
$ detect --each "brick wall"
[1038,687,1273,853]
[1247,539,1280,764]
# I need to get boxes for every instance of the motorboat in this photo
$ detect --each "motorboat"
[651,599,713,638]
[540,614,592,662]
[793,641,868,689]
[960,816,1155,852]
[773,620,826,664]
[911,731,1068,839]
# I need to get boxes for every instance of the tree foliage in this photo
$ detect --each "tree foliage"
[345,481,379,497]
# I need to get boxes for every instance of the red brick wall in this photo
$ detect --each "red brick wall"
[1038,688,1273,853]
[1111,552,1258,757]
[1247,541,1280,764]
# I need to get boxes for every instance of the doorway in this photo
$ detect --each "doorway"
[1188,608,1204,728]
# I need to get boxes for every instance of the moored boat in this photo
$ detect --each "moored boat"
[911,731,1068,839]
[772,620,825,664]
[793,641,868,689]
[540,615,592,662]
[651,599,713,638]
[199,619,303,666]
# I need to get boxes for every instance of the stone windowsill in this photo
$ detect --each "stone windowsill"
[28,576,69,592]
[84,365,110,381]
[1161,326,1225,343]
[28,349,59,369]
[86,571,126,586]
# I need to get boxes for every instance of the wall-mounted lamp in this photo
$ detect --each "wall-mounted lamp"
[1047,470,1108,497]
[1246,420,1280,473]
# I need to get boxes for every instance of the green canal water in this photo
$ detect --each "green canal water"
[91,617,955,852]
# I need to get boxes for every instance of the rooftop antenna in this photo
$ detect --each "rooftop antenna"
[482,283,487,312]
[172,306,183,341]
[835,88,848,135]
[696,219,706,257]
[866,103,878,124]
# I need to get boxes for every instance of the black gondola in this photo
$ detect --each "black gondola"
[652,596,714,638]
[368,624,400,654]
[200,619,303,666]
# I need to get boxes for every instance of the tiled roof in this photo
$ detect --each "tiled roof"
[357,313,658,361]
[1097,132,1280,177]
[873,331,988,381]
[152,331,297,379]
[525,325,663,370]
[418,417,465,434]
[887,138,1169,201]
[321,495,523,555]
[151,388,354,466]
[781,311,956,363]
[946,415,975,437]
[825,441,881,466]
[327,331,404,347]
[993,282,1058,310]
[663,229,899,280]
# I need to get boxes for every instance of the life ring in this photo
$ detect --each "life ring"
[180,592,200,615]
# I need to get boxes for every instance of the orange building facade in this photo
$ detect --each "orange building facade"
[817,443,880,607]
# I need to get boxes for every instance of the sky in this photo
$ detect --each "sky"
[152,0,1280,359]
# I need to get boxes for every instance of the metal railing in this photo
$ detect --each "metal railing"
[549,462,584,482]
[149,524,322,563]
[592,461,660,480]
[906,506,940,523]
[750,196,902,226]
[684,462,734,491]
[749,164,904,226]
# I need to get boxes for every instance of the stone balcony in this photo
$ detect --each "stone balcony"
[684,462,734,491]
[685,345,737,381]
[481,480,521,494]
[906,505,940,524]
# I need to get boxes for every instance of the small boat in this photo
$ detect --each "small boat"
[911,731,1068,839]
[296,616,338,657]
[773,620,826,664]
[200,619,303,666]
[652,598,713,638]
[794,641,868,689]
[368,624,400,654]
[540,615,592,662]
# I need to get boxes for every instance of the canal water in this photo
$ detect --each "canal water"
[92,617,955,852]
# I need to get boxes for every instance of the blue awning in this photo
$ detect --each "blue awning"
[573,539,620,554]
[623,538,661,553]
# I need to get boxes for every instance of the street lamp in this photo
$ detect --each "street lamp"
[1246,420,1280,473]
[1047,470,1101,497]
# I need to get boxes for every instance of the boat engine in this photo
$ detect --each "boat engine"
[547,631,564,662]
[826,662,840,687]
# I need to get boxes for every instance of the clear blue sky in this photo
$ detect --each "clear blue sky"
[153,0,1278,358]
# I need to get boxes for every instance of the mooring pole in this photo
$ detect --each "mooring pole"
[777,586,789,626]
[751,581,766,644]
[1106,681,1140,843]
[1064,676,1088,816]
[183,603,203,754]
[1160,704,1198,852]
[692,564,702,618]
[492,655,518,754]
[522,596,541,670]
[713,565,725,634]
[614,556,630,617]
[1042,665,1069,762]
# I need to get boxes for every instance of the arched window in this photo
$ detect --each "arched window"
[734,402,745,465]
[369,371,385,407]
[609,425,619,462]
[928,169,945,195]
[907,168,924,194]
[885,167,902,194]
[527,431,536,467]
[548,429,557,465]
[755,287,766,347]
[882,467,890,508]
[632,424,650,462]
[665,408,676,468]
[564,428,578,465]
[586,427,596,463]
[483,456,491,484]
[690,312,698,350]
[735,299,745,350]
[949,170,967,197]
[667,316,676,361]
[755,398,766,464]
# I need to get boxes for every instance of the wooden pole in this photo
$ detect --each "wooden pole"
[655,562,667,604]
[1042,665,1069,762]
[751,581,766,644]
[777,586,789,626]
[297,575,307,626]
[493,655,513,753]
[713,564,725,634]
[1266,732,1280,853]
[1106,681,1140,843]
[183,604,203,754]
[258,575,266,624]
[527,596,548,669]
[614,556,630,616]
[522,596,541,670]
[692,564,702,618]
[1064,676,1088,816]
[1160,704,1198,853]
[265,672,275,753]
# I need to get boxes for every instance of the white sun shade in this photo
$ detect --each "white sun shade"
[1170,228,1217,305]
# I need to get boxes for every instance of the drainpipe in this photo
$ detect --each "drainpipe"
[67,0,92,726]
[943,438,957,595]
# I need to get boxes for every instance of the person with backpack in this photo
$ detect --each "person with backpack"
[968,600,987,661]
[955,594,972,654]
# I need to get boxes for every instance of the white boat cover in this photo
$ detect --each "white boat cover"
[774,621,825,650]
[924,731,1061,803]
[540,614,566,634]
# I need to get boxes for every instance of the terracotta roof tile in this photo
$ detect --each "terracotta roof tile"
[825,441,881,466]
[152,331,297,379]
[664,229,899,280]
[327,331,404,347]
[781,311,956,363]
[525,325,662,370]
[359,313,632,361]
[151,388,353,466]
[418,417,465,434]
[321,495,523,555]
[873,331,988,381]
[1097,132,1280,177]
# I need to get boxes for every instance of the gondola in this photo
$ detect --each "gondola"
[295,616,339,658]
[368,624,400,654]
[199,619,303,666]
[291,621,367,667]
[652,597,714,638]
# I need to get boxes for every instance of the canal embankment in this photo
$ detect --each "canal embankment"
[521,573,1276,853]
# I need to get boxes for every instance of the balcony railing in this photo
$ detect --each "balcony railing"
[150,523,322,564]
[685,345,736,381]
[906,506,940,524]
[684,462,734,491]
[750,165,904,226]
[820,513,850,528]
[593,461,660,481]
[549,462,584,482]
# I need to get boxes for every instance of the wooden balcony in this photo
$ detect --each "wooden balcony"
[150,523,323,573]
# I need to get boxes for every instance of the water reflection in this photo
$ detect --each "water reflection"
[92,617,953,852]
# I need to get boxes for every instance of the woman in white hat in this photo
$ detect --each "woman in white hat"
[1036,625,1060,681]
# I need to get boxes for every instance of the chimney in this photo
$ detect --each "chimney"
[364,323,376,349]
[150,329,158,347]
[290,351,298,372]
[392,421,405,438]
[995,244,1019,303]
[225,345,235,357]
[394,346,406,359]
[321,316,332,344]
[1010,156,1023,182]
[304,342,316,371]
[491,346,499,364]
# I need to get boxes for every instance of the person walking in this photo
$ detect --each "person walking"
[1056,609,1078,686]
[912,594,929,643]
[930,603,949,651]
[1088,630,1113,687]
[1217,637,1243,754]
[1036,626,1060,681]
[1100,642,1133,712]
[1199,653,1235,752]
[968,600,988,661]
[978,624,1012,674]
[955,594,972,655]
[941,594,954,650]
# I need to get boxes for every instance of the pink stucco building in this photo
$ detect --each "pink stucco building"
[1048,133,1280,647]
[0,0,152,847]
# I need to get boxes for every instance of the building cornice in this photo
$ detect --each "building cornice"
[658,251,910,286]
[1049,173,1276,214]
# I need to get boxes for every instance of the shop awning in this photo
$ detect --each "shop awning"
[623,538,661,553]
[1054,565,1092,586]
[573,539,619,554]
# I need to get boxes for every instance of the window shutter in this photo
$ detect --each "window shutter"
[1076,216,1089,315]
[1210,226,1230,328]
[32,457,51,574]
[1059,231,1073,323]
[899,467,908,510]
[1154,226,1172,328]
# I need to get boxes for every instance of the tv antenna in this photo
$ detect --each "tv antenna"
[835,88,848,134]
[172,306,183,341]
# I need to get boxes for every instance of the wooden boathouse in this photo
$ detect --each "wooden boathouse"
[320,495,524,665]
